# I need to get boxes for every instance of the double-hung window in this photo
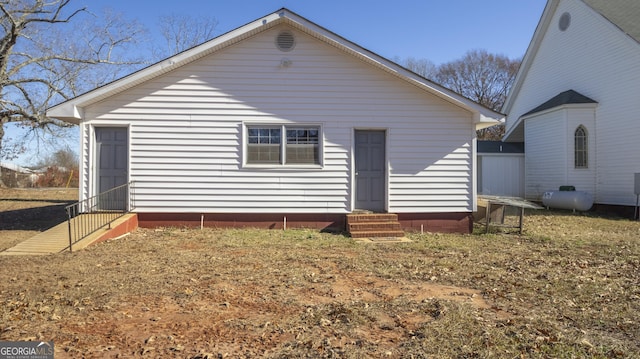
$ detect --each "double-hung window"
[246,125,321,165]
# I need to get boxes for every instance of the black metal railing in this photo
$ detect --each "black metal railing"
[64,181,135,252]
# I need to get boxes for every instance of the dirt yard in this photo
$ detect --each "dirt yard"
[0,189,638,358]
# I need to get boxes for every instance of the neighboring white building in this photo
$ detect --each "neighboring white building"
[0,162,39,187]
[477,141,525,198]
[47,8,501,233]
[503,0,640,210]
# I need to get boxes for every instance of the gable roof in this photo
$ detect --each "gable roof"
[47,8,502,129]
[502,0,640,141]
[522,89,597,117]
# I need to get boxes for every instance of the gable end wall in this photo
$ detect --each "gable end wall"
[79,25,476,219]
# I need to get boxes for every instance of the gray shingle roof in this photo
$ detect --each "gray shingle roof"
[582,0,640,43]
[522,89,597,117]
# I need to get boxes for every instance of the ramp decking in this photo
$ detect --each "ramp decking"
[0,213,138,255]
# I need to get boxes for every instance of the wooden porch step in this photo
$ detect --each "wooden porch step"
[346,213,404,238]
[349,230,406,239]
[348,221,402,232]
[346,213,398,223]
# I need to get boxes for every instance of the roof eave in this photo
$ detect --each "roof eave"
[502,0,560,115]
[46,102,82,124]
[474,113,504,130]
[503,101,598,142]
[520,102,598,121]
[501,0,560,140]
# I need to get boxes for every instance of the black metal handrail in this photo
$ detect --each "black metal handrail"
[64,181,135,252]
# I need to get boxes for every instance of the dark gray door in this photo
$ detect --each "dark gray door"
[95,127,128,209]
[355,130,386,212]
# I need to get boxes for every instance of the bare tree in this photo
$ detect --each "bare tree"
[435,49,520,140]
[33,146,77,170]
[398,56,437,79]
[154,13,218,58]
[0,0,144,186]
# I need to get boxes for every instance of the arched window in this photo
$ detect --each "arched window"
[574,125,588,168]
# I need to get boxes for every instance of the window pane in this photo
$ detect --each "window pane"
[247,127,282,164]
[248,144,281,163]
[248,128,258,144]
[287,127,319,144]
[286,130,296,143]
[286,145,318,164]
[271,129,281,144]
[286,126,320,164]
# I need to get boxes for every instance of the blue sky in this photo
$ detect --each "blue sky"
[4,0,547,166]
[83,0,547,64]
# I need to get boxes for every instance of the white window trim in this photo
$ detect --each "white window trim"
[243,123,324,168]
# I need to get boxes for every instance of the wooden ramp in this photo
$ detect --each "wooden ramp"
[0,213,138,256]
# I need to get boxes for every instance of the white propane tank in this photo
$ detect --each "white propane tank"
[542,191,593,211]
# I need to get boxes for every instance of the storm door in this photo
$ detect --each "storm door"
[354,130,386,212]
[95,127,128,210]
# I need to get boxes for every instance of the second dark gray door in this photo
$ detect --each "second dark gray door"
[355,130,386,212]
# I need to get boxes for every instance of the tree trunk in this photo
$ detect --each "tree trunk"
[0,122,6,188]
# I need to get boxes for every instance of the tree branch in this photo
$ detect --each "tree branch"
[0,0,145,159]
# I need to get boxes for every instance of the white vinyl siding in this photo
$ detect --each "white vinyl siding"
[80,25,476,214]
[525,111,567,200]
[524,107,596,200]
[478,154,524,198]
[507,0,640,206]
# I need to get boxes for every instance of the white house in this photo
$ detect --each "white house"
[503,0,640,213]
[47,8,502,233]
